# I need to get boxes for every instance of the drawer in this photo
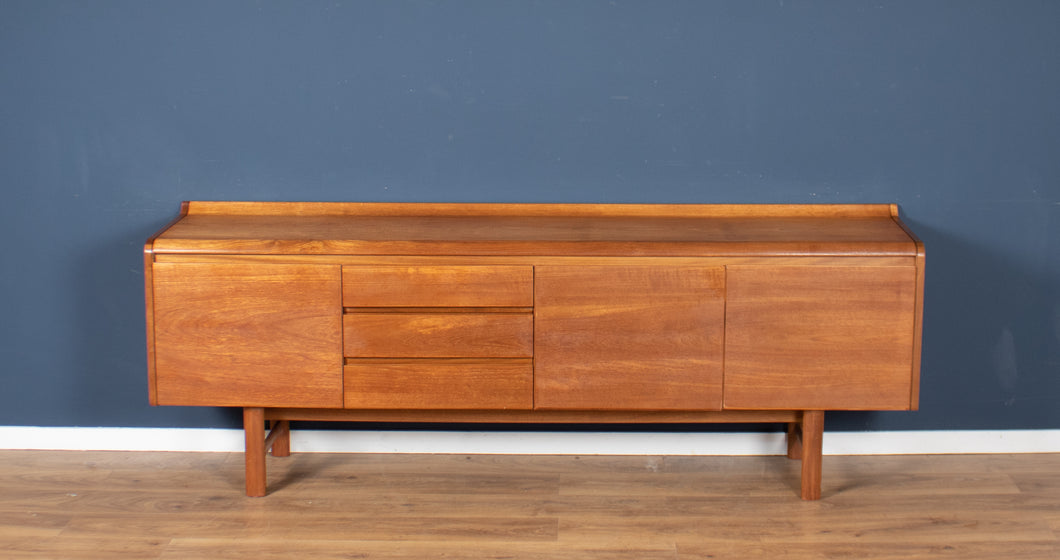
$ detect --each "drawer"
[343,313,533,358]
[344,360,533,409]
[342,266,533,307]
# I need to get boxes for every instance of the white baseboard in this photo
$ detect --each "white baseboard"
[2,427,1059,455]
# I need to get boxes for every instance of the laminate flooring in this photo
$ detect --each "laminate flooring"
[0,450,1057,559]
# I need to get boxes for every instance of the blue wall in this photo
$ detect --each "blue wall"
[1,1,1057,431]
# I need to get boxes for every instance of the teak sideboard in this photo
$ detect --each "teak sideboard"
[144,202,925,499]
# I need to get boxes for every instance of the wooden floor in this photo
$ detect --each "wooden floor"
[0,450,1057,559]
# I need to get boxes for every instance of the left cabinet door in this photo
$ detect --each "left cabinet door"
[150,263,343,407]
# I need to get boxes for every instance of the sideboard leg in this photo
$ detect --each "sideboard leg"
[786,421,802,460]
[243,407,267,497]
[267,420,291,457]
[800,410,824,500]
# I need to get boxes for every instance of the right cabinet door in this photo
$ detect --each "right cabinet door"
[724,265,918,410]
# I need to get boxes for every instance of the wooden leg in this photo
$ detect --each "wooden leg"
[800,410,824,501]
[243,407,267,497]
[786,421,802,460]
[267,420,291,457]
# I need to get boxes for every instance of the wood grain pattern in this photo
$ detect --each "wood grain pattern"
[342,265,533,307]
[344,313,533,358]
[1,451,1056,559]
[534,266,725,411]
[151,202,919,257]
[266,408,800,424]
[891,204,928,410]
[799,410,824,500]
[344,359,533,409]
[183,201,899,217]
[151,263,343,408]
[143,201,189,406]
[266,420,290,457]
[724,265,918,410]
[243,407,266,497]
[156,253,918,268]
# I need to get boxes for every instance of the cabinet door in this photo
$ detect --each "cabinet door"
[724,265,917,410]
[534,266,725,410]
[151,263,342,407]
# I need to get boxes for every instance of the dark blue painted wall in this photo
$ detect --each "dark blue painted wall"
[1,1,1057,431]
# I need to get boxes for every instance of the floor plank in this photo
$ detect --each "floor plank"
[0,451,1057,559]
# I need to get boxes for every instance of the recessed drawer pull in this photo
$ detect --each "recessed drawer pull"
[344,307,534,314]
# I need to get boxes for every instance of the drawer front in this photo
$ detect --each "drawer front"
[343,313,533,358]
[342,266,533,307]
[344,360,533,409]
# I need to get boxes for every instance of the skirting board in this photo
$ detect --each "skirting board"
[1,427,1059,455]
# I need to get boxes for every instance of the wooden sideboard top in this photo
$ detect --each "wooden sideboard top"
[148,201,923,257]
